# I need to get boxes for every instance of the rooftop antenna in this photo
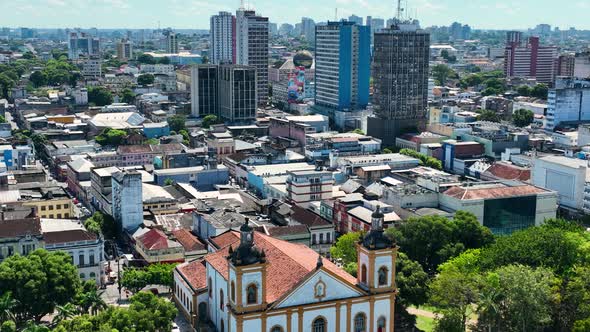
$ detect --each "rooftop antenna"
[239,0,245,10]
[396,0,402,20]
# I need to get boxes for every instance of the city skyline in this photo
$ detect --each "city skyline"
[2,0,590,31]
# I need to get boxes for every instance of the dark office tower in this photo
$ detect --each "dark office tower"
[191,65,219,117]
[367,24,430,146]
[218,65,257,123]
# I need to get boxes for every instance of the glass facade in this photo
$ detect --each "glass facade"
[483,196,537,235]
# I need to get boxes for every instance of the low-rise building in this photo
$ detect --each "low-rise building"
[135,228,184,264]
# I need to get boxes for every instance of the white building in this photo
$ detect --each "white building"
[286,170,333,208]
[140,64,175,74]
[210,11,235,64]
[512,100,547,116]
[111,170,143,232]
[174,215,397,331]
[117,39,133,60]
[82,58,102,78]
[72,88,88,105]
[532,155,588,211]
[165,31,179,54]
[41,219,105,285]
[546,78,590,130]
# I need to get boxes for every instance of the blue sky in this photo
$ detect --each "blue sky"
[2,0,589,30]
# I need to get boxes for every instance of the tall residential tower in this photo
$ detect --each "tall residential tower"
[210,11,235,64]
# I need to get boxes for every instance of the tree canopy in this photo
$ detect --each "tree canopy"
[201,114,221,129]
[168,114,187,132]
[95,128,127,146]
[512,108,534,127]
[87,86,113,106]
[399,148,442,170]
[477,109,501,122]
[137,74,154,86]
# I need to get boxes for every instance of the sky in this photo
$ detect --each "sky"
[1,0,590,31]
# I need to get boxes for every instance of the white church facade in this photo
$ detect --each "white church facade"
[174,206,397,332]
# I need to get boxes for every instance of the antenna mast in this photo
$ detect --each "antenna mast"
[396,0,402,20]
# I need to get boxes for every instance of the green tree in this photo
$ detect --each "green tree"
[349,128,365,135]
[76,281,106,315]
[396,253,429,307]
[516,85,532,96]
[201,114,221,129]
[157,57,171,65]
[137,74,155,86]
[0,249,81,324]
[125,291,177,331]
[477,265,555,332]
[95,128,127,146]
[119,88,135,104]
[531,83,549,99]
[382,148,393,154]
[0,115,5,123]
[120,268,150,294]
[29,71,48,88]
[0,73,16,99]
[554,266,590,331]
[168,114,187,132]
[0,321,16,332]
[330,232,363,266]
[477,109,501,122]
[0,292,18,323]
[52,303,78,326]
[137,53,156,64]
[431,64,455,86]
[87,86,113,106]
[512,108,534,127]
[164,178,175,186]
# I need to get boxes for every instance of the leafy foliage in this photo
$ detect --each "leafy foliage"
[512,108,534,127]
[477,109,501,122]
[0,250,81,324]
[168,114,187,132]
[137,74,154,86]
[399,148,443,170]
[431,64,456,86]
[330,231,362,266]
[87,86,113,106]
[95,128,127,146]
[201,114,221,129]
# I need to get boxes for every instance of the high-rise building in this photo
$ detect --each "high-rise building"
[348,15,363,25]
[545,78,590,130]
[301,17,316,43]
[111,170,143,232]
[210,11,235,64]
[165,30,179,54]
[236,8,269,106]
[269,23,278,36]
[190,64,257,123]
[68,32,100,60]
[218,64,257,123]
[557,53,575,77]
[279,23,294,36]
[503,32,558,85]
[574,51,590,79]
[82,58,102,78]
[20,27,35,39]
[190,65,218,117]
[314,21,370,115]
[366,24,430,146]
[116,39,133,60]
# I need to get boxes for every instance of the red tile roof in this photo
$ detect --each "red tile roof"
[209,231,240,250]
[204,231,358,304]
[484,162,531,181]
[177,259,207,290]
[44,229,97,244]
[172,229,205,252]
[444,183,546,200]
[137,228,170,250]
[290,206,331,228]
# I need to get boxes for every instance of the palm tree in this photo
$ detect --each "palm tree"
[0,292,18,323]
[52,303,78,326]
[78,287,107,315]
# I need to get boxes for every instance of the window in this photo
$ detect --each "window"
[49,214,54,219]
[89,251,95,265]
[56,204,62,209]
[270,326,284,332]
[354,313,366,332]
[377,316,386,332]
[378,266,388,286]
[57,213,62,219]
[312,317,326,332]
[326,233,331,243]
[90,272,96,278]
[80,273,85,279]
[79,253,85,266]
[219,289,224,310]
[41,206,46,211]
[246,284,257,305]
[319,233,324,244]
[231,281,236,302]
[312,234,317,245]
[208,278,212,297]
[64,204,69,209]
[49,205,54,210]
[361,264,367,284]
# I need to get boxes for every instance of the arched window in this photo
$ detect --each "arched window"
[378,266,388,286]
[89,272,96,279]
[270,325,284,332]
[219,289,224,310]
[361,264,367,284]
[231,281,236,302]
[312,317,326,332]
[354,313,367,332]
[377,316,386,332]
[246,284,258,304]
[80,273,85,279]
[208,278,212,297]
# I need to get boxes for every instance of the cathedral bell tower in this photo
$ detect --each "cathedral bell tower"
[356,205,398,293]
[227,218,268,313]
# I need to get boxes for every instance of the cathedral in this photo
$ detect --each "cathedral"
[173,206,397,332]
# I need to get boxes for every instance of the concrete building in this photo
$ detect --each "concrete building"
[218,65,257,123]
[574,51,590,79]
[503,32,558,85]
[210,11,235,64]
[546,78,590,130]
[235,8,269,105]
[440,181,557,234]
[314,21,370,116]
[173,218,397,331]
[68,31,100,60]
[41,219,104,284]
[367,24,430,146]
[82,58,102,78]
[532,155,588,211]
[153,165,229,191]
[111,170,143,232]
[116,39,133,60]
[165,31,179,54]
[301,17,315,42]
[190,65,218,118]
[286,170,333,208]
